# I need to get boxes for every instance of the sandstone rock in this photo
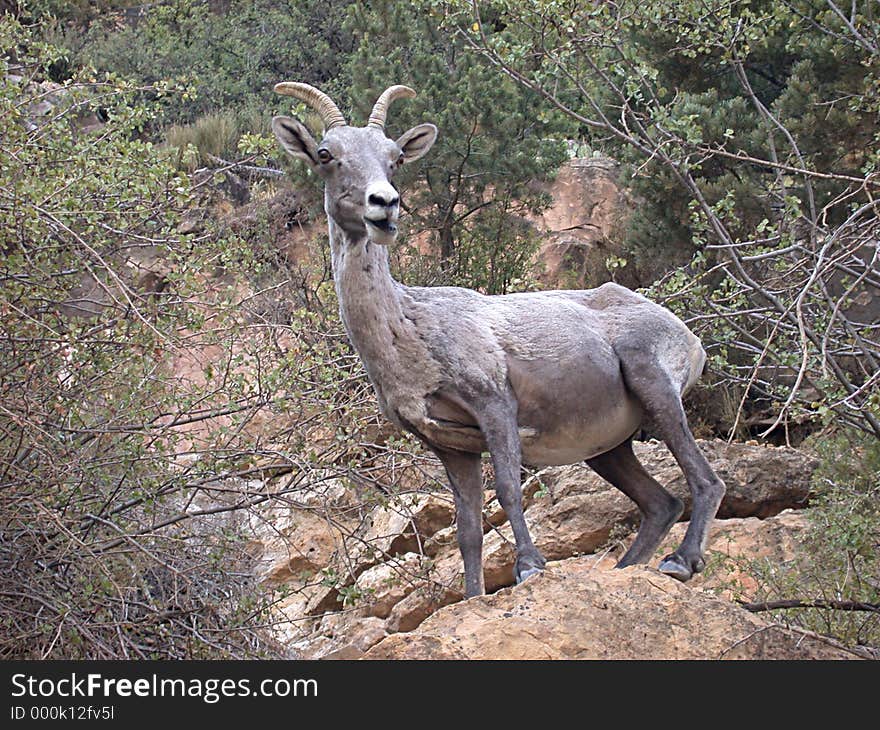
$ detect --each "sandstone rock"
[483,499,506,528]
[271,439,826,656]
[483,471,550,527]
[427,486,635,595]
[285,511,815,653]
[423,522,515,596]
[703,442,816,517]
[295,475,353,508]
[526,489,637,561]
[408,493,457,538]
[433,504,811,602]
[530,157,635,290]
[384,582,464,634]
[363,561,860,660]
[308,584,347,615]
[637,439,815,517]
[481,528,518,593]
[423,525,457,557]
[273,582,343,619]
[269,594,316,647]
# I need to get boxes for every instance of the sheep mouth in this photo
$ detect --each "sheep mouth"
[364,217,398,235]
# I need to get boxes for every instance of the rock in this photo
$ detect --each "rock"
[408,493,457,538]
[431,502,811,602]
[385,582,464,633]
[656,510,810,600]
[423,525,457,557]
[269,438,826,656]
[292,614,387,660]
[248,505,348,585]
[423,523,514,596]
[530,157,636,289]
[273,582,343,619]
[265,572,346,621]
[363,561,860,660]
[481,528,518,592]
[289,473,353,509]
[270,584,342,647]
[349,492,455,572]
[699,442,816,518]
[355,553,426,618]
[534,439,815,520]
[483,470,549,527]
[526,489,637,561]
[283,511,816,653]
[426,485,634,595]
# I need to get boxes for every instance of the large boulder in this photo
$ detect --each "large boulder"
[264,439,826,657]
[363,561,860,660]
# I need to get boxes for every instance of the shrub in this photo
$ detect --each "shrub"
[0,15,283,658]
[714,428,879,651]
[69,0,356,128]
[164,111,241,170]
[0,14,439,657]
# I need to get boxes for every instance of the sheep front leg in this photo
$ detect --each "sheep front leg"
[479,401,546,585]
[437,448,486,597]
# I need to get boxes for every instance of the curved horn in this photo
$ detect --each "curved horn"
[367,85,416,130]
[274,82,346,130]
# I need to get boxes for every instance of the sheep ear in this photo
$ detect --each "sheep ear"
[272,115,319,168]
[396,123,437,164]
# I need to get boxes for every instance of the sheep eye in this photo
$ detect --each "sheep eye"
[396,152,405,166]
[317,148,333,163]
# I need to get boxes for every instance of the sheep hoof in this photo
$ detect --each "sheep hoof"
[515,552,546,584]
[658,553,705,582]
[516,566,543,583]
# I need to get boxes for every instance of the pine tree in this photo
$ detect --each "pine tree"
[344,0,569,292]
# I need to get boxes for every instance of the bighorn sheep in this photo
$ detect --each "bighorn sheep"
[272,82,725,597]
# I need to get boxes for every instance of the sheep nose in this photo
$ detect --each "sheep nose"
[368,191,399,208]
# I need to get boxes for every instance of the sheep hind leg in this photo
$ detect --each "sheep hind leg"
[586,437,684,567]
[618,359,726,581]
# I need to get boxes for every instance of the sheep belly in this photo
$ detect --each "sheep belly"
[506,350,643,467]
[417,382,642,467]
[518,399,642,466]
